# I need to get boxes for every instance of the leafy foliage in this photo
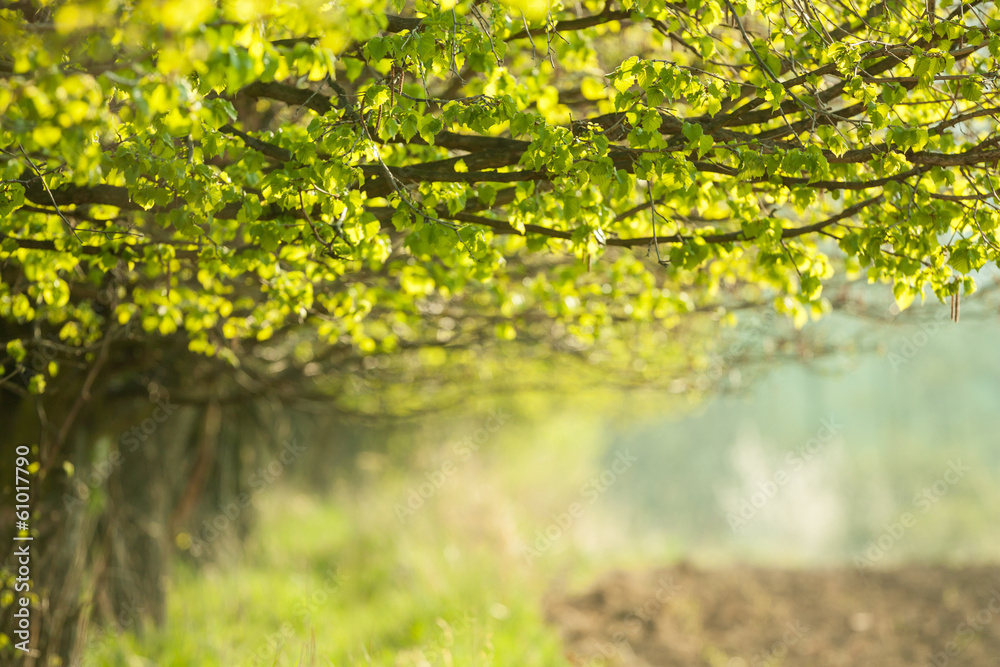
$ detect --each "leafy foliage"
[2,0,999,392]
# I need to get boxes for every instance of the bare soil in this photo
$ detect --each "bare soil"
[544,563,1000,667]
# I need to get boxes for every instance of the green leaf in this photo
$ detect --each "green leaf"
[697,135,714,158]
[681,122,703,142]
[364,85,391,109]
[6,339,26,363]
[419,115,443,144]
[893,281,915,311]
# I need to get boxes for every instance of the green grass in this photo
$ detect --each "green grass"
[85,483,575,666]
[80,412,622,666]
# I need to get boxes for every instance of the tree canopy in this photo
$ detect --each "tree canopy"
[2,0,999,399]
[4,2,1000,662]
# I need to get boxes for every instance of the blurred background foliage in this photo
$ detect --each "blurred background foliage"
[76,284,1000,665]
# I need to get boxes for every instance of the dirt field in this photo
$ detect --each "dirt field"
[545,564,1000,667]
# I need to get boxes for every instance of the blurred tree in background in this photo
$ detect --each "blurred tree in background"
[1,0,999,661]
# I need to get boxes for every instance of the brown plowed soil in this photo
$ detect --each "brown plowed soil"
[545,564,1000,666]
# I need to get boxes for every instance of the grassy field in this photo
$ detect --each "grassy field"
[83,410,626,666]
[85,489,568,666]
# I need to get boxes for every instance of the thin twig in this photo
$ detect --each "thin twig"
[646,180,668,265]
[19,145,82,241]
